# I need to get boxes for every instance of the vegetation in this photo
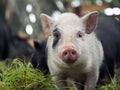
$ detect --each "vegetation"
[0,58,57,90]
[0,58,119,90]
[97,79,120,90]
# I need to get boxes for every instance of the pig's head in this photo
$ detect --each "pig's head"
[40,11,98,65]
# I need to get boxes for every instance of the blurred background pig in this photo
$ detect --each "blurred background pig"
[31,39,49,75]
[96,15,120,84]
[0,0,12,60]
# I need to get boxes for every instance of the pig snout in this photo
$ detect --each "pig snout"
[60,47,78,64]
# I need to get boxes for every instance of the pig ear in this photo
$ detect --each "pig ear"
[40,14,55,37]
[81,11,98,34]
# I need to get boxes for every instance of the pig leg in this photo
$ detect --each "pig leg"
[52,76,68,90]
[85,71,99,90]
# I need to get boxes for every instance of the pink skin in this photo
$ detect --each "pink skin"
[60,46,78,64]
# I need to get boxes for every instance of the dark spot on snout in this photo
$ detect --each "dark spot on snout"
[52,28,61,48]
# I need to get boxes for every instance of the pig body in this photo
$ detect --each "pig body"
[0,16,12,60]
[31,39,49,74]
[96,15,120,84]
[8,35,34,60]
[0,0,12,60]
[41,12,103,90]
[33,14,120,85]
[47,34,103,90]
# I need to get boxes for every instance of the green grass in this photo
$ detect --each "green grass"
[0,58,119,90]
[97,80,120,90]
[0,58,57,90]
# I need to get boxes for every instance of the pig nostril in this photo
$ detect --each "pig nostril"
[70,50,77,56]
[63,51,68,56]
[62,49,78,58]
[72,51,76,55]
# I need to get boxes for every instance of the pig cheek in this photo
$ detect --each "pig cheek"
[52,43,62,61]
[75,40,86,58]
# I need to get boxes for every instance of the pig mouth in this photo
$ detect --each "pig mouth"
[63,58,77,64]
[62,55,78,64]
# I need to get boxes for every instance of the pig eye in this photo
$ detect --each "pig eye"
[77,31,82,38]
[53,31,61,39]
[53,30,61,47]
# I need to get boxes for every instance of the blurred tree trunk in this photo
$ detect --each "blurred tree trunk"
[39,0,60,15]
[6,0,60,39]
